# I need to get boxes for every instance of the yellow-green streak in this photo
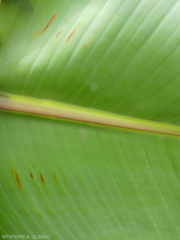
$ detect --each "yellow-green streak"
[0,92,180,136]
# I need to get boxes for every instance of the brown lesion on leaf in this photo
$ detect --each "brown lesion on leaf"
[7,178,11,187]
[15,172,22,190]
[32,29,41,40]
[56,31,62,38]
[40,173,44,185]
[54,173,57,180]
[9,165,13,176]
[53,30,62,41]
[78,22,82,27]
[66,29,76,42]
[41,13,57,35]
[30,171,33,179]
[83,44,87,49]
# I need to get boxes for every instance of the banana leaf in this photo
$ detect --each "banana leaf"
[0,0,180,239]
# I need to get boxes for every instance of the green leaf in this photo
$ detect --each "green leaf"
[0,0,180,239]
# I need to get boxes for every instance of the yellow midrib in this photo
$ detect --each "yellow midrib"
[0,91,180,137]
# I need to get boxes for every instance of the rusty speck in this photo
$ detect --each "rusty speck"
[7,178,11,187]
[54,174,57,180]
[15,172,22,190]
[66,29,76,42]
[30,172,33,179]
[40,173,44,185]
[32,29,40,39]
[56,31,62,38]
[9,165,13,176]
[41,13,56,35]
[83,44,87,49]
[78,22,81,27]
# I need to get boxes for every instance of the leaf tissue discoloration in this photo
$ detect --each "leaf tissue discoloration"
[30,172,33,179]
[32,29,41,39]
[40,173,44,185]
[41,13,56,35]
[9,165,13,176]
[66,29,76,42]
[15,172,22,190]
[56,31,62,38]
[83,44,87,49]
[7,178,11,187]
[54,174,57,180]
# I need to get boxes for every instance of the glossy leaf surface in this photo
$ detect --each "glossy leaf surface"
[1,0,180,124]
[0,0,180,239]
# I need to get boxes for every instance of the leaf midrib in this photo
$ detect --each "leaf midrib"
[0,91,180,137]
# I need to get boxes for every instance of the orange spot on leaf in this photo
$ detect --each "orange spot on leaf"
[56,31,62,38]
[54,174,57,180]
[66,29,76,42]
[30,172,33,179]
[7,178,11,187]
[83,44,87,49]
[78,22,81,27]
[32,29,40,39]
[41,13,56,35]
[15,172,22,190]
[9,165,13,176]
[40,173,44,185]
